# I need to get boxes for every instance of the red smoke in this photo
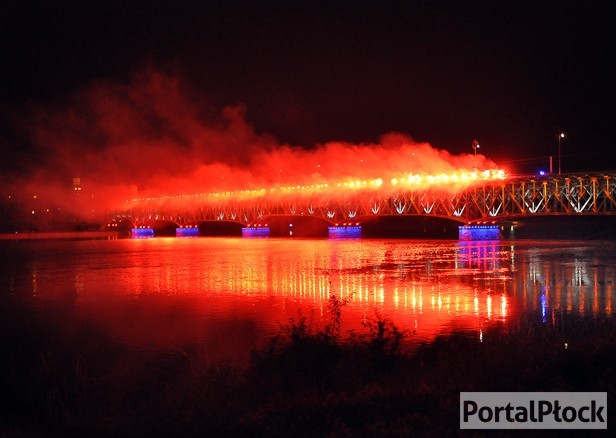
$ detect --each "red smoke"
[9,69,501,218]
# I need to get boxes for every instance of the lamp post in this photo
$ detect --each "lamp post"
[558,132,565,175]
[472,139,480,171]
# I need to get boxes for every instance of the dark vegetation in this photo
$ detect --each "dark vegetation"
[1,295,614,436]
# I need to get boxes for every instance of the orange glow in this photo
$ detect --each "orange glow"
[129,169,507,206]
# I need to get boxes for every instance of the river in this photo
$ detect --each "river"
[1,237,614,364]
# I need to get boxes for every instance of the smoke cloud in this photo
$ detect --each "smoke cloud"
[5,69,499,219]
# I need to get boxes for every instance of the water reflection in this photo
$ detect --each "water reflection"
[2,238,615,361]
[512,243,615,322]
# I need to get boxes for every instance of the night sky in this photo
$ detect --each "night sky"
[1,0,614,179]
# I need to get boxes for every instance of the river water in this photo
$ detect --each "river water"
[1,237,615,364]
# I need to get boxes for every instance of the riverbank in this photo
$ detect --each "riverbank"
[2,296,613,436]
[0,231,119,240]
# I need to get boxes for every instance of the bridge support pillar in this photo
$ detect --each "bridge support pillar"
[242,226,270,237]
[458,225,501,241]
[176,227,199,237]
[328,225,362,238]
[131,227,154,238]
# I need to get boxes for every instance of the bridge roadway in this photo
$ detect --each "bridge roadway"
[110,172,616,229]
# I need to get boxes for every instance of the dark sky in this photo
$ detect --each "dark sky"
[1,0,614,174]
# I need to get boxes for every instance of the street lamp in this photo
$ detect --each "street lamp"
[472,139,480,171]
[558,132,565,175]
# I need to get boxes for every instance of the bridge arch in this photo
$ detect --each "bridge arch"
[195,220,244,236]
[106,217,135,233]
[360,214,462,238]
[251,214,332,237]
[138,219,179,236]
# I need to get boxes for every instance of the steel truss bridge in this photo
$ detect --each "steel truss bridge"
[113,173,616,227]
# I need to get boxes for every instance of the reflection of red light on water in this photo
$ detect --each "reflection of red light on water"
[69,239,511,359]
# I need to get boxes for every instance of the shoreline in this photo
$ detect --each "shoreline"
[0,230,120,240]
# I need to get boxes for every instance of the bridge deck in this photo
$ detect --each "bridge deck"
[111,173,616,226]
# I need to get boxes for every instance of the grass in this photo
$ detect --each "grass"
[1,295,614,436]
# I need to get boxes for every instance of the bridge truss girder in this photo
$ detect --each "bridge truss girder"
[112,174,616,226]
